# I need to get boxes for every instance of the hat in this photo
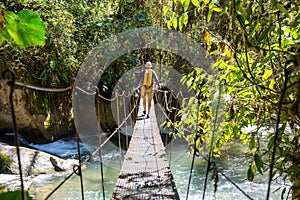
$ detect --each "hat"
[145,61,152,68]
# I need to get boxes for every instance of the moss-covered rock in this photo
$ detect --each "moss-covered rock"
[0,153,12,173]
[0,84,75,143]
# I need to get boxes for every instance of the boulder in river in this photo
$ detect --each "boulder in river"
[0,142,80,195]
[0,142,78,175]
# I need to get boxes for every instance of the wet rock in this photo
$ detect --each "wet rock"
[0,84,75,143]
[49,157,65,172]
[0,142,78,175]
[0,142,80,195]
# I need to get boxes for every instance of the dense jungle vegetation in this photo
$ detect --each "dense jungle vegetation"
[0,0,299,199]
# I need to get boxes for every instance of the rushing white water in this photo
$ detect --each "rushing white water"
[28,137,288,200]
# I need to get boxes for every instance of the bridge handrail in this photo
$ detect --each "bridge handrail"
[45,92,139,199]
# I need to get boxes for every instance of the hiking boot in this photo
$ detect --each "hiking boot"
[142,110,146,115]
[146,114,150,118]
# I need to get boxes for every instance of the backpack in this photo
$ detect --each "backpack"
[143,69,153,88]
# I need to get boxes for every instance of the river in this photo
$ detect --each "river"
[27,135,288,200]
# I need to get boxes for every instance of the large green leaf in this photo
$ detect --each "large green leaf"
[247,163,255,181]
[254,153,264,174]
[4,10,45,48]
[183,0,190,12]
[191,0,200,7]
[0,8,11,45]
[0,28,11,46]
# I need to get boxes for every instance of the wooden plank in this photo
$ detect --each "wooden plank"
[112,101,179,200]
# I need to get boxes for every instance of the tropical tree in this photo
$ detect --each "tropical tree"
[163,0,299,199]
[0,0,155,141]
[0,0,114,141]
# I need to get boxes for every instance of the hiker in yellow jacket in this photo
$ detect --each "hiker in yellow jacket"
[135,61,161,118]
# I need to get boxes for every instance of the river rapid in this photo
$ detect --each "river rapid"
[26,136,289,200]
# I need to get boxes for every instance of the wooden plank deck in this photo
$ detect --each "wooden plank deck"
[112,101,179,200]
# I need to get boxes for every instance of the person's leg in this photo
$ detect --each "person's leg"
[141,86,147,115]
[143,98,147,115]
[147,100,151,118]
[146,88,154,118]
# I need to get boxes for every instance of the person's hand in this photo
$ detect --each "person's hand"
[155,84,161,91]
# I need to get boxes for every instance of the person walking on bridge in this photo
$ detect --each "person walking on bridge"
[135,61,161,118]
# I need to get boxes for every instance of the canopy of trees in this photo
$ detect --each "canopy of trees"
[0,0,299,199]
[162,0,299,198]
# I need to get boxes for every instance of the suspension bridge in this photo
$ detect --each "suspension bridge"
[112,100,179,199]
[0,69,280,200]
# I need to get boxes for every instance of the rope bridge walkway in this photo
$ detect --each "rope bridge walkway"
[112,101,179,200]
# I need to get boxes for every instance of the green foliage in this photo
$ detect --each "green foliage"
[0,190,32,200]
[0,0,113,120]
[0,0,154,138]
[164,0,300,197]
[0,9,45,47]
[0,153,12,173]
[0,0,298,196]
[163,0,221,31]
[0,153,11,163]
[176,67,227,157]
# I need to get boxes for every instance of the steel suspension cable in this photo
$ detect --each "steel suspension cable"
[203,83,223,200]
[156,92,196,150]
[186,100,200,200]
[186,135,199,200]
[165,92,173,146]
[122,93,129,149]
[157,90,214,180]
[98,134,105,200]
[96,90,106,200]
[220,171,254,200]
[2,74,144,98]
[45,171,76,199]
[129,95,134,149]
[197,152,254,200]
[2,69,26,200]
[75,130,85,199]
[169,93,180,167]
[116,92,123,168]
[15,81,72,92]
